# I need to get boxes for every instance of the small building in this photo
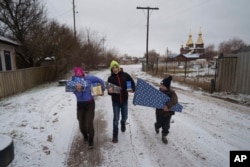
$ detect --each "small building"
[0,36,19,71]
[215,51,250,94]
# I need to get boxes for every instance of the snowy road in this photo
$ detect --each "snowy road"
[66,65,250,167]
[0,64,249,167]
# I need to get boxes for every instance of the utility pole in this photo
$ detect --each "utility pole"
[101,37,105,57]
[136,6,159,70]
[73,0,76,38]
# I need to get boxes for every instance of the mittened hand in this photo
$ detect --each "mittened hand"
[108,87,113,93]
[163,105,169,112]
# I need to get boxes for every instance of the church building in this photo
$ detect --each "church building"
[180,30,205,55]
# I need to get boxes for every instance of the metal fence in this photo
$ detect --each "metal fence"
[216,52,250,94]
[0,66,56,98]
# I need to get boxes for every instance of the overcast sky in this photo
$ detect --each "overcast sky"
[43,0,250,57]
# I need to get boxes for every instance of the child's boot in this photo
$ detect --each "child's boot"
[162,134,168,144]
[154,123,159,134]
[112,134,118,143]
[88,137,94,149]
[83,134,89,144]
[121,123,126,132]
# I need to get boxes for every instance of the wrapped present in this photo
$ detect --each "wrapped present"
[133,78,182,112]
[91,83,103,96]
[72,76,83,82]
[65,77,86,92]
[126,81,132,91]
[105,82,121,94]
[65,80,76,92]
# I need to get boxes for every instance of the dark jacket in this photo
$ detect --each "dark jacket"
[107,70,135,104]
[156,89,178,116]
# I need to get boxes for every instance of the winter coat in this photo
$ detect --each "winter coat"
[73,74,105,102]
[107,70,135,104]
[156,89,178,116]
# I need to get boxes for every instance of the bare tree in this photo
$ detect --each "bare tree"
[0,0,47,67]
[0,0,117,71]
[203,44,218,60]
[218,37,247,54]
[147,50,159,70]
[104,48,119,66]
[77,29,110,69]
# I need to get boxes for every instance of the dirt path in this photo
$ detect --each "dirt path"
[66,110,107,167]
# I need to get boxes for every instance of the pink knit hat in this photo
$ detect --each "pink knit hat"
[73,67,85,77]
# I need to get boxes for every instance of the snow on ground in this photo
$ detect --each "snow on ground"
[0,64,249,167]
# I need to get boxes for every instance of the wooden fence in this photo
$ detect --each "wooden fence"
[216,52,250,94]
[0,66,56,98]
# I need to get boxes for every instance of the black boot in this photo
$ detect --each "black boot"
[88,137,94,149]
[121,123,126,132]
[83,134,89,144]
[162,134,168,144]
[154,123,159,134]
[112,134,118,143]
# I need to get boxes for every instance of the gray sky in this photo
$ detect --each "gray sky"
[44,0,250,57]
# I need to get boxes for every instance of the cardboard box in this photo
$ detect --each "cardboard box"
[91,83,103,96]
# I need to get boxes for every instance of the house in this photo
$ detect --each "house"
[0,36,19,71]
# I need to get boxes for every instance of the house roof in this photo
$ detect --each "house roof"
[175,53,200,61]
[183,53,200,58]
[0,36,19,46]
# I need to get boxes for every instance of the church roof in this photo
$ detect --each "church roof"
[186,33,193,46]
[196,31,203,45]
[183,53,200,58]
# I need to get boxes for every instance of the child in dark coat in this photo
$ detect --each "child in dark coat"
[155,75,178,144]
[107,60,135,143]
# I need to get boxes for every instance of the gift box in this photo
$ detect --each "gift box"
[65,80,76,92]
[133,78,182,112]
[105,82,121,94]
[126,81,132,91]
[91,83,103,96]
[65,77,86,92]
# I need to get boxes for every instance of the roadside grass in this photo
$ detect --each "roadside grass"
[147,67,214,93]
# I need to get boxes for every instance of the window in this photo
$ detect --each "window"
[0,54,2,71]
[4,51,11,70]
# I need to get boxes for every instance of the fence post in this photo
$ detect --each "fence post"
[210,79,215,93]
